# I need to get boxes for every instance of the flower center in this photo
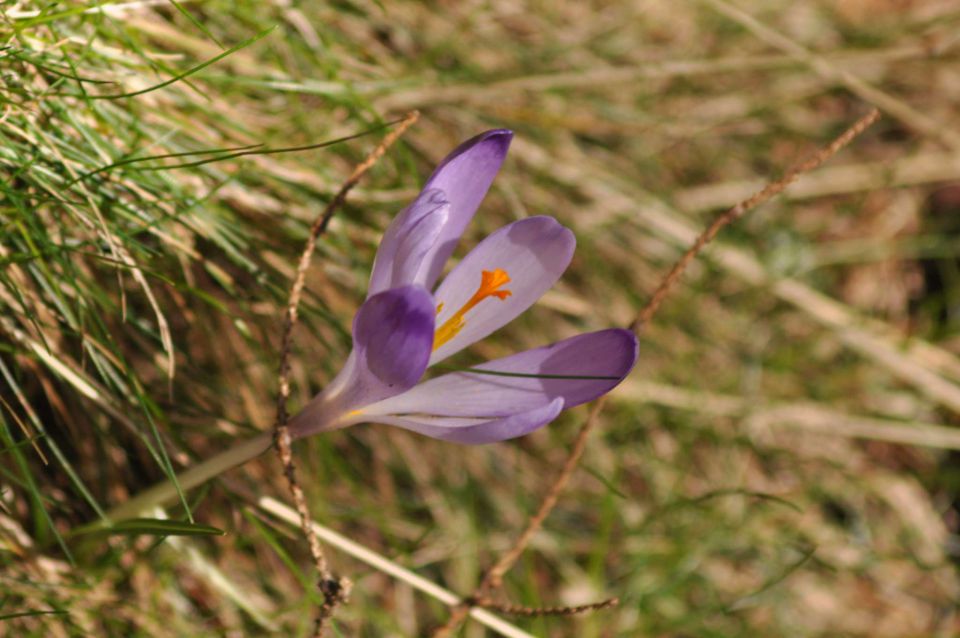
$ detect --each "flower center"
[433,269,512,351]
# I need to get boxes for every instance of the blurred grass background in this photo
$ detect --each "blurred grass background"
[2,0,960,635]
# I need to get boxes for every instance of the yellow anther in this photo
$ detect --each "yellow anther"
[433,269,512,351]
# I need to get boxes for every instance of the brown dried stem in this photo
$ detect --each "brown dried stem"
[431,107,880,637]
[272,110,420,635]
[476,597,620,617]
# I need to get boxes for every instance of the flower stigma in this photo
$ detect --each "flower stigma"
[433,269,512,351]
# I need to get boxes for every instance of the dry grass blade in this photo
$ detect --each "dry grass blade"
[375,45,943,113]
[431,108,881,637]
[250,494,536,638]
[672,151,960,213]
[702,0,960,151]
[272,111,420,635]
[618,380,960,450]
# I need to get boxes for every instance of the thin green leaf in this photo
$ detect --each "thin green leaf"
[73,517,225,538]
[71,117,399,185]
[583,465,628,499]
[168,0,225,49]
[665,488,803,514]
[726,544,818,611]
[58,27,277,100]
[438,366,621,381]
[241,510,324,605]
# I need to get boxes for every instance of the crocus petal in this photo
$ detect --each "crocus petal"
[365,329,638,418]
[429,216,575,364]
[364,398,563,444]
[418,129,513,290]
[289,285,435,438]
[367,189,450,296]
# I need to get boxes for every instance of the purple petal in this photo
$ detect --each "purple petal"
[353,287,436,389]
[367,398,563,444]
[367,189,450,297]
[429,216,575,364]
[365,329,638,418]
[419,129,513,290]
[289,285,435,438]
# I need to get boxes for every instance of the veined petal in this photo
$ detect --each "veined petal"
[365,398,563,444]
[429,216,575,364]
[367,189,450,296]
[289,285,435,438]
[418,129,513,290]
[366,329,638,418]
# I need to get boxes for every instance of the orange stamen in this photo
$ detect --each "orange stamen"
[433,269,512,351]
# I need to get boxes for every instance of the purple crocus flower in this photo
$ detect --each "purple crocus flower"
[289,130,638,444]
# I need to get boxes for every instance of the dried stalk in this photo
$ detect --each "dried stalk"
[272,110,419,635]
[475,597,620,617]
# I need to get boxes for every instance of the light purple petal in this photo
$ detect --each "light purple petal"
[366,398,563,444]
[429,216,575,364]
[418,129,513,290]
[289,285,435,438]
[366,329,638,418]
[367,189,450,296]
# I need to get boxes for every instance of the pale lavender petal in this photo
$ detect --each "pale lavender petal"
[418,129,513,289]
[366,398,563,444]
[366,329,638,418]
[289,285,435,437]
[367,189,450,296]
[429,216,575,364]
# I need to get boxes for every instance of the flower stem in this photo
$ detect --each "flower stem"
[105,432,273,522]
